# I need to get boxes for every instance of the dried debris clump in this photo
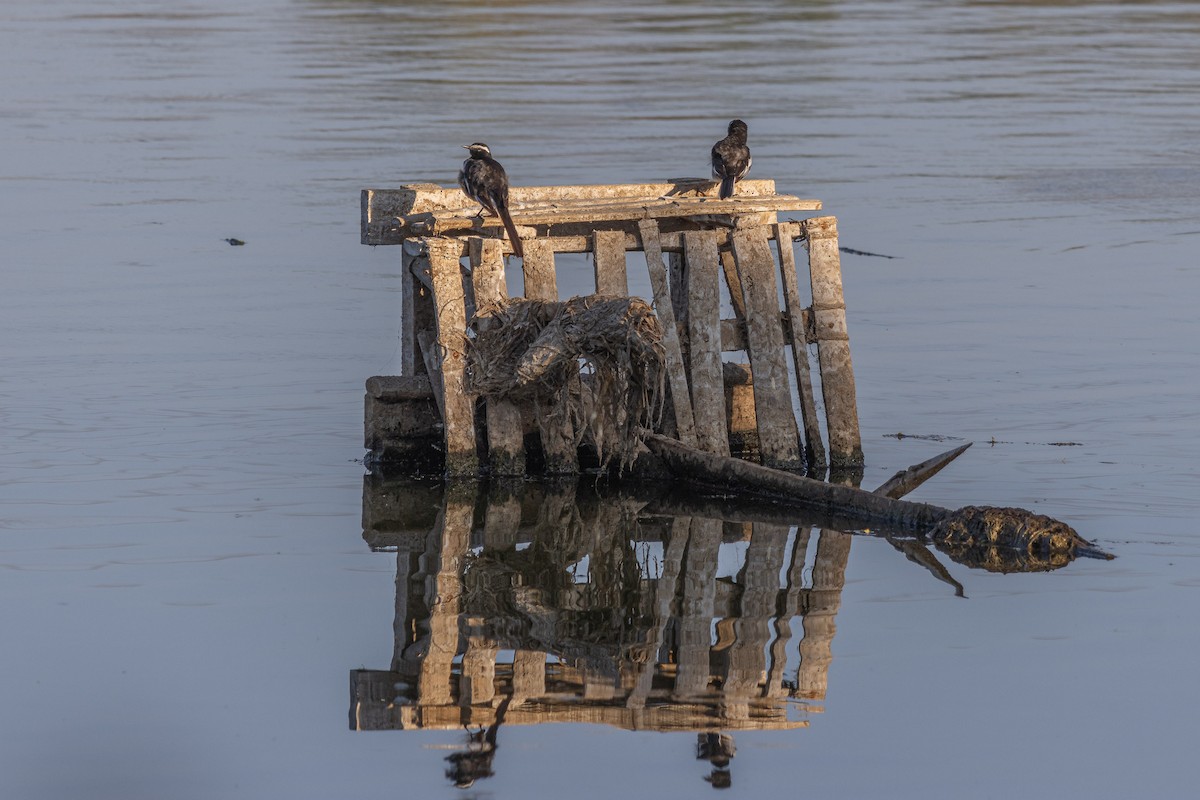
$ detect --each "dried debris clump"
[468,295,666,472]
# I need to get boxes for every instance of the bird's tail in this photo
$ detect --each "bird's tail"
[496,203,524,258]
[719,174,736,200]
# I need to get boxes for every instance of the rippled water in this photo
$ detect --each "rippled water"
[3,1,1199,798]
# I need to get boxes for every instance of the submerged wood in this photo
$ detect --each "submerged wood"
[642,432,1114,564]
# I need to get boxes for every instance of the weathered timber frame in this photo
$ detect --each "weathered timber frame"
[362,178,864,476]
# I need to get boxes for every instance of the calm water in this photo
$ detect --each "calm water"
[3,1,1199,797]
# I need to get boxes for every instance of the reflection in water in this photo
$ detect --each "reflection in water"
[351,474,1077,788]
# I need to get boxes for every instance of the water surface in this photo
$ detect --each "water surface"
[2,1,1199,798]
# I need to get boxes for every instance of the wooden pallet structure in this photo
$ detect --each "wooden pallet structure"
[362,177,864,476]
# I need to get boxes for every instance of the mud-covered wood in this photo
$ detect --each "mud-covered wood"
[592,229,629,295]
[683,230,730,456]
[774,221,826,471]
[731,226,802,470]
[638,218,697,448]
[362,179,822,244]
[426,238,479,477]
[803,216,863,469]
[469,237,525,476]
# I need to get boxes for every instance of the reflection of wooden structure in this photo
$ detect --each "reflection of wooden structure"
[361,179,864,477]
[350,479,853,734]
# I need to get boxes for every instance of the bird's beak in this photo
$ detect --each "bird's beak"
[461,144,470,149]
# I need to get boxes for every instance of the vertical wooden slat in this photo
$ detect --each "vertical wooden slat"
[425,237,478,477]
[627,516,690,709]
[668,251,689,355]
[730,226,803,470]
[674,516,721,698]
[803,216,864,469]
[469,237,526,476]
[797,529,852,701]
[518,237,576,473]
[592,229,629,296]
[511,649,547,705]
[417,483,474,706]
[684,231,730,456]
[766,526,811,697]
[774,221,828,471]
[461,640,498,705]
[724,523,790,701]
[637,218,697,448]
[521,237,558,301]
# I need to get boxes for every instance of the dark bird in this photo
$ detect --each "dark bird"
[711,119,752,200]
[458,142,523,258]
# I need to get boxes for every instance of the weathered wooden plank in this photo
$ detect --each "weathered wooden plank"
[417,483,474,706]
[803,216,864,469]
[421,197,812,237]
[363,180,822,244]
[511,649,547,705]
[766,526,813,697]
[730,226,803,470]
[774,221,827,471]
[365,178,791,214]
[627,516,690,709]
[673,516,721,698]
[519,237,576,474]
[521,237,558,301]
[461,639,498,705]
[724,523,790,699]
[425,237,479,477]
[638,218,697,448]
[683,230,730,456]
[592,229,629,295]
[797,530,852,700]
[373,226,793,258]
[469,237,526,477]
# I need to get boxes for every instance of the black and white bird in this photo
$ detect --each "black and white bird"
[711,119,752,200]
[458,142,523,258]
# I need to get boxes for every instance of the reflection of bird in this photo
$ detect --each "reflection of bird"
[711,119,752,200]
[697,732,736,790]
[444,696,511,788]
[458,142,524,258]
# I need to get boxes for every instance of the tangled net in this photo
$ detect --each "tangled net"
[467,295,666,472]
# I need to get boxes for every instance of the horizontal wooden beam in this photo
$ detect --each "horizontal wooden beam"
[362,179,822,245]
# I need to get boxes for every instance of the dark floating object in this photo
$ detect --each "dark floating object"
[642,432,1115,570]
[224,238,245,246]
